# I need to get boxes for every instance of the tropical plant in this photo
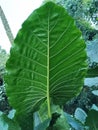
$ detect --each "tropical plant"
[3,2,87,130]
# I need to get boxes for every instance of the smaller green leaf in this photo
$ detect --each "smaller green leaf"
[14,112,34,130]
[0,111,21,130]
[53,113,70,130]
[86,66,98,78]
[85,110,98,130]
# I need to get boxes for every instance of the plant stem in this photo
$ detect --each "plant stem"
[47,14,51,118]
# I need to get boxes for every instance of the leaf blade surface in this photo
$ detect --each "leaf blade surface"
[5,2,87,117]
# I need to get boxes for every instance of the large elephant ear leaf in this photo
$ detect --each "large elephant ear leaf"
[5,1,87,119]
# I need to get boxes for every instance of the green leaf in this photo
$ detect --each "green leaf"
[14,111,34,130]
[52,114,70,130]
[86,66,98,77]
[85,110,98,130]
[5,1,87,123]
[0,111,21,130]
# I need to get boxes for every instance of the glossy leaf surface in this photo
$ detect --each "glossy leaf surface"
[5,2,87,118]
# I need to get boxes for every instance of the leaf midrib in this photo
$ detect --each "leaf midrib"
[47,13,51,118]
